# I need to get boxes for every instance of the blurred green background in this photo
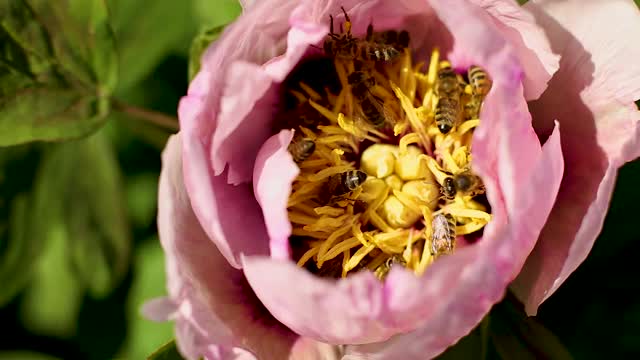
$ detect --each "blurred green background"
[1,0,640,359]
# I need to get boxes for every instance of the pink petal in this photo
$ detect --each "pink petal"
[253,130,299,260]
[243,1,564,355]
[512,0,640,314]
[157,135,340,359]
[178,0,302,269]
[468,0,559,100]
[209,18,327,185]
[180,94,270,270]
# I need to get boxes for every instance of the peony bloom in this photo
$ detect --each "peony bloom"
[144,0,640,359]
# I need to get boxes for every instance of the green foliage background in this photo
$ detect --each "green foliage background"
[1,0,639,359]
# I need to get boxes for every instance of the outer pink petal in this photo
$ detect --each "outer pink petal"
[210,23,327,185]
[467,0,559,100]
[512,0,640,315]
[243,0,564,355]
[253,130,299,260]
[150,134,339,360]
[178,0,303,268]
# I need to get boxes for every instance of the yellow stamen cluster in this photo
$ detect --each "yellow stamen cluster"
[285,47,492,280]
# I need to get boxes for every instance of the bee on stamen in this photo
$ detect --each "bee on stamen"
[348,70,395,128]
[323,7,402,62]
[468,65,492,98]
[374,254,406,280]
[431,213,456,257]
[288,136,316,163]
[440,171,485,200]
[434,65,464,134]
[366,24,410,51]
[434,96,461,134]
[465,65,493,119]
[324,170,368,202]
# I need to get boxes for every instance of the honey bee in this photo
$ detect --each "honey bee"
[440,172,484,199]
[325,170,368,199]
[441,176,456,200]
[434,96,461,134]
[366,24,410,50]
[324,7,401,62]
[435,65,463,98]
[468,65,492,97]
[464,65,492,119]
[431,213,456,257]
[374,254,406,280]
[288,136,316,163]
[348,71,394,128]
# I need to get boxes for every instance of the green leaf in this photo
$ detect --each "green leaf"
[0,0,118,145]
[0,144,42,306]
[117,239,173,360]
[490,294,573,360]
[19,221,83,337]
[188,24,225,81]
[147,340,185,360]
[30,129,131,298]
[107,0,197,90]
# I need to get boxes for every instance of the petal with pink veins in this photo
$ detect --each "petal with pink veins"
[512,0,640,315]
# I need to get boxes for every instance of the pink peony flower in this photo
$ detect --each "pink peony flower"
[144,0,640,359]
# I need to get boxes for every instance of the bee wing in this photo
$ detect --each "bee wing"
[367,91,397,124]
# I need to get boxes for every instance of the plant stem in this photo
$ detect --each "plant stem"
[111,99,179,132]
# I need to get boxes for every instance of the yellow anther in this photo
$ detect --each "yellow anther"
[341,250,350,278]
[289,89,308,103]
[425,156,449,185]
[369,211,394,232]
[297,246,320,267]
[314,206,345,216]
[441,148,461,174]
[321,237,359,264]
[288,212,319,225]
[402,180,440,210]
[395,146,431,181]
[291,228,331,239]
[385,175,404,191]
[452,146,470,168]
[359,178,387,203]
[345,244,376,272]
[393,121,409,136]
[391,82,432,152]
[305,164,353,182]
[303,213,350,232]
[427,48,440,86]
[299,82,322,100]
[399,133,421,155]
[380,195,422,229]
[308,100,339,124]
[361,144,397,178]
[456,221,487,235]
[352,222,369,246]
[458,119,480,136]
[317,216,358,262]
[441,207,492,222]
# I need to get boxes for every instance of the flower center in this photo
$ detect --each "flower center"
[280,14,492,280]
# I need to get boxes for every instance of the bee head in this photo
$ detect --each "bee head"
[355,170,367,186]
[443,177,456,196]
[437,123,452,134]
